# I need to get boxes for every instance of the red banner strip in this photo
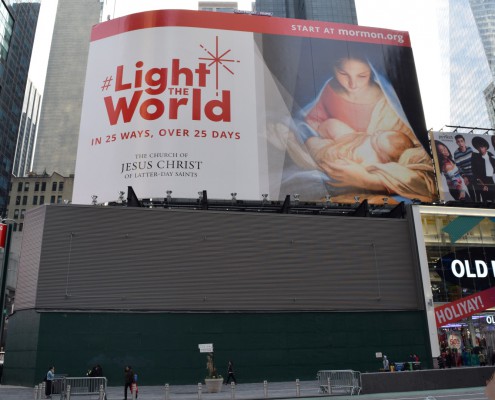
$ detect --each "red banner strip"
[435,286,495,327]
[0,224,6,249]
[91,9,411,47]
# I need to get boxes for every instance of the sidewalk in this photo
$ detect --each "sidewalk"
[0,381,488,400]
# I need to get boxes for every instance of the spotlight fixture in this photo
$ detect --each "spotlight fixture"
[166,190,172,202]
[325,194,332,206]
[382,197,389,205]
[231,192,237,201]
[91,195,98,205]
[198,191,203,200]
[293,193,300,204]
[118,191,125,203]
[354,195,360,204]
[261,193,268,204]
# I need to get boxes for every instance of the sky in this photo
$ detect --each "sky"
[29,0,448,130]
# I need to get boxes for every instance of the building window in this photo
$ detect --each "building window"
[34,182,40,191]
[39,195,44,205]
[33,195,38,205]
[13,209,19,219]
[52,182,57,191]
[18,223,23,232]
[58,182,64,191]
[57,195,62,204]
[24,182,29,191]
[41,182,46,191]
[20,209,25,219]
[22,196,27,205]
[50,195,55,204]
[17,182,22,192]
[15,196,20,205]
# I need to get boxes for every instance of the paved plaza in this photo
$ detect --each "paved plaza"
[0,381,489,400]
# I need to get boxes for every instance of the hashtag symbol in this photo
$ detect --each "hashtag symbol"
[101,76,113,91]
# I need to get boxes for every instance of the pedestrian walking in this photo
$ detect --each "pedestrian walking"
[225,361,237,384]
[124,365,135,400]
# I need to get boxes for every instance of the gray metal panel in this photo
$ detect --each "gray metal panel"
[29,205,422,311]
[15,207,46,310]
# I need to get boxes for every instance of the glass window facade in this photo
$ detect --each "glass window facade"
[0,2,13,63]
[416,206,495,361]
[420,210,495,303]
[255,0,357,23]
[0,1,39,216]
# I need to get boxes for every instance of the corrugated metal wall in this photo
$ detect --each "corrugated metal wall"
[17,204,424,312]
[15,206,45,310]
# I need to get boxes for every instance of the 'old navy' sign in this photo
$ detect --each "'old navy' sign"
[451,259,495,278]
[435,286,495,327]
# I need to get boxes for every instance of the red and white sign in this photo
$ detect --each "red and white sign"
[447,332,462,349]
[0,224,6,248]
[73,10,432,204]
[435,286,495,327]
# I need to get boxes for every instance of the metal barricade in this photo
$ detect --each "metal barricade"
[60,377,107,400]
[52,374,67,395]
[317,370,361,395]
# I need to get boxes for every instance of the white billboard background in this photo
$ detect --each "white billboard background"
[73,26,264,204]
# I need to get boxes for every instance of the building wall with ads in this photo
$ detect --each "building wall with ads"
[411,205,495,368]
[72,9,436,206]
[5,204,431,385]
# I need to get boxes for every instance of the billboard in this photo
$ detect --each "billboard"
[73,10,436,205]
[431,131,495,203]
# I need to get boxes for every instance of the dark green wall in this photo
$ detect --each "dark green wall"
[4,310,431,386]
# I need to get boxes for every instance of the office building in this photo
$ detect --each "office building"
[0,1,40,216]
[198,1,238,12]
[469,0,495,127]
[448,0,493,129]
[32,0,102,177]
[255,0,357,24]
[6,172,74,232]
[12,79,41,177]
[356,0,494,131]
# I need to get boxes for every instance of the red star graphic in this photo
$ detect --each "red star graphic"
[199,36,240,96]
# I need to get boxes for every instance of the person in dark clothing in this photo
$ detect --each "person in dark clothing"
[124,365,135,400]
[89,364,103,377]
[225,361,237,385]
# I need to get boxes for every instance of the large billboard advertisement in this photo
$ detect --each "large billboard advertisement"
[431,131,495,203]
[73,10,436,205]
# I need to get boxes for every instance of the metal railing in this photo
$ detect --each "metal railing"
[317,370,362,395]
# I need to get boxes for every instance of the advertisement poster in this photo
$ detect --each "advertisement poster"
[73,10,436,205]
[431,131,495,203]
